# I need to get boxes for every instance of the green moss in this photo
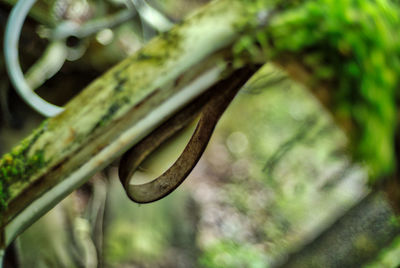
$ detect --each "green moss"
[365,235,400,267]
[390,215,400,227]
[238,0,400,180]
[0,122,48,212]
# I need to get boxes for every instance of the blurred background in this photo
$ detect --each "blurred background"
[1,0,400,267]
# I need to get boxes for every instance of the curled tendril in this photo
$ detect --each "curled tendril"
[3,0,162,117]
[118,67,257,203]
[4,0,64,117]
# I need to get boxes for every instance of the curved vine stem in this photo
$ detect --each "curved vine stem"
[4,0,64,117]
[119,67,257,203]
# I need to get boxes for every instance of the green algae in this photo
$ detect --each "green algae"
[0,122,48,212]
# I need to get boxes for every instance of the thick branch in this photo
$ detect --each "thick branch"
[0,0,264,246]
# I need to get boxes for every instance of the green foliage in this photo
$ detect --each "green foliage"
[239,0,400,180]
[106,221,167,264]
[199,240,268,268]
[364,235,400,268]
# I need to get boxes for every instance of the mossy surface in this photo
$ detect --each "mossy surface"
[238,0,400,180]
[0,122,48,212]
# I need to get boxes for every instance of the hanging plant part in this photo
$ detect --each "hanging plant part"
[119,67,256,203]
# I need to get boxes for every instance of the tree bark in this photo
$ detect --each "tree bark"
[280,190,400,268]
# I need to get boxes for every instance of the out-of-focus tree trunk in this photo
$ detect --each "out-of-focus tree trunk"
[280,190,400,268]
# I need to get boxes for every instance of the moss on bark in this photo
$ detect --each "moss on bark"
[236,0,400,180]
